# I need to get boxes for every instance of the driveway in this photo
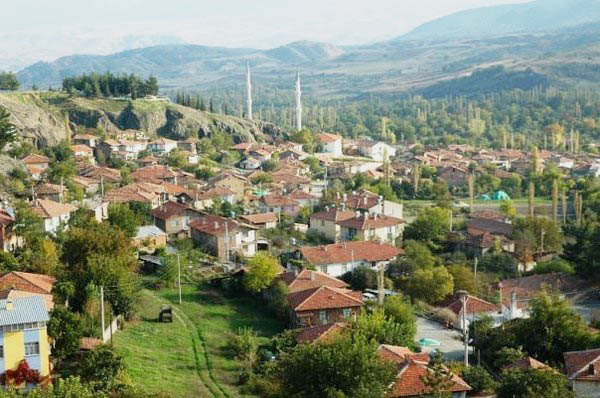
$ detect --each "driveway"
[416,317,468,361]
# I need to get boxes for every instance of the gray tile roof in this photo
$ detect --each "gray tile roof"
[0,296,49,326]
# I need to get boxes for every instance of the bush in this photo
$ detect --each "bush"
[432,307,458,325]
[461,366,497,393]
[341,266,377,291]
[228,327,259,367]
[527,259,575,276]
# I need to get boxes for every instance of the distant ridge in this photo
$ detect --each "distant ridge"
[399,0,600,40]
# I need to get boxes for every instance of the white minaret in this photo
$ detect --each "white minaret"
[246,60,253,120]
[295,69,302,131]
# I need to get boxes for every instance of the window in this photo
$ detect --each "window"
[343,308,352,318]
[0,345,3,358]
[319,310,328,324]
[24,342,39,356]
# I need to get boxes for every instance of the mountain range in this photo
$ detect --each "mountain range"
[15,0,600,98]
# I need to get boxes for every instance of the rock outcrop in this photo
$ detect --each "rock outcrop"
[0,92,289,148]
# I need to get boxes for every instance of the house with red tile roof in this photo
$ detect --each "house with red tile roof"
[70,145,95,163]
[148,138,177,154]
[151,201,202,239]
[337,213,404,244]
[31,199,78,234]
[259,194,301,217]
[309,207,355,242]
[564,348,600,396]
[336,189,404,220]
[21,154,50,170]
[0,271,56,310]
[499,273,585,320]
[279,269,349,294]
[239,213,278,229]
[190,215,257,261]
[299,241,402,277]
[287,286,363,327]
[34,183,64,202]
[318,133,343,156]
[104,182,166,208]
[377,345,471,398]
[73,133,99,148]
[131,165,178,185]
[441,292,499,330]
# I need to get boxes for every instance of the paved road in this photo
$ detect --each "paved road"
[416,317,468,361]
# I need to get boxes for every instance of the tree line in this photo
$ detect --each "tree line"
[0,71,19,90]
[62,72,158,99]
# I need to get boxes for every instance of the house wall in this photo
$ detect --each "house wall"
[369,201,404,220]
[341,225,400,244]
[572,380,600,398]
[323,140,343,156]
[315,259,388,277]
[213,177,246,201]
[309,219,339,241]
[292,306,360,327]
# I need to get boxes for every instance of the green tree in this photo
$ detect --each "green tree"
[228,327,259,369]
[107,203,140,238]
[277,335,397,398]
[513,217,563,255]
[497,368,574,398]
[420,356,454,398]
[243,252,280,293]
[268,280,290,319]
[382,295,417,336]
[342,265,378,290]
[528,259,575,275]
[47,306,84,361]
[0,71,19,90]
[499,199,517,219]
[0,106,17,151]
[460,366,496,394]
[447,264,478,295]
[351,309,416,347]
[70,345,125,392]
[404,207,451,250]
[407,267,454,304]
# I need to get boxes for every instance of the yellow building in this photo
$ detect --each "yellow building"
[0,296,51,380]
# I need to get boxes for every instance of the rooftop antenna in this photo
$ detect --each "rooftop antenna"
[295,68,302,131]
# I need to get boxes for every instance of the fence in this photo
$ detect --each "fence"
[102,315,122,343]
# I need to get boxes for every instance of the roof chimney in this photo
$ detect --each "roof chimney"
[214,222,219,229]
[323,246,328,252]
[356,211,360,218]
[589,364,597,376]
[343,193,347,201]
[363,197,368,205]
[5,299,14,311]
[325,206,330,212]
[310,271,315,281]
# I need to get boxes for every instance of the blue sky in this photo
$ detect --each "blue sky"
[1,0,530,70]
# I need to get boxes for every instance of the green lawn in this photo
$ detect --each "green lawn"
[114,284,284,398]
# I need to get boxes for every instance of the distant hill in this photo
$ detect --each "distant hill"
[14,0,600,99]
[400,0,600,40]
[17,41,344,90]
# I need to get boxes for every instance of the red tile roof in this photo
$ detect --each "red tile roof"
[319,133,342,143]
[337,214,403,230]
[239,212,278,225]
[377,346,471,397]
[131,165,177,183]
[22,154,50,164]
[31,199,77,218]
[310,208,356,223]
[300,241,402,266]
[295,323,347,344]
[564,349,600,380]
[502,357,549,372]
[189,215,239,236]
[499,273,585,309]
[279,269,349,293]
[151,201,191,220]
[287,286,363,311]
[442,294,498,316]
[261,194,300,207]
[0,271,55,294]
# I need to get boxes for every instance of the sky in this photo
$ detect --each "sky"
[0,0,531,71]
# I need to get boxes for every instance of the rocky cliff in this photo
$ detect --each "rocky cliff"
[0,92,288,148]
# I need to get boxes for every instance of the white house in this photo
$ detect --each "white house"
[299,241,401,277]
[319,133,343,157]
[31,200,78,234]
[149,138,178,154]
[358,141,396,162]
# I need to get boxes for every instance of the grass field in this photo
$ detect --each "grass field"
[114,284,284,398]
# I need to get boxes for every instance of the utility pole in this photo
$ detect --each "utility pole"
[224,222,230,263]
[100,175,104,197]
[540,228,546,255]
[473,257,478,280]
[100,286,105,340]
[177,254,182,304]
[457,290,469,367]
[378,263,385,306]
